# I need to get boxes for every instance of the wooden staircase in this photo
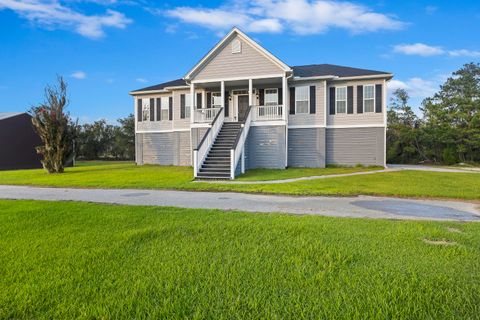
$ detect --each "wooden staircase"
[196,122,242,179]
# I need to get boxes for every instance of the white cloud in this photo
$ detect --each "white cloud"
[70,71,87,79]
[164,0,404,35]
[393,43,444,56]
[448,49,480,58]
[0,0,132,39]
[136,78,148,83]
[388,77,439,100]
[425,5,437,15]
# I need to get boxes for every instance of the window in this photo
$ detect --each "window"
[185,93,191,118]
[364,85,375,113]
[265,88,278,106]
[295,86,309,114]
[212,92,222,108]
[142,99,150,121]
[336,87,347,114]
[161,96,169,120]
[232,39,241,54]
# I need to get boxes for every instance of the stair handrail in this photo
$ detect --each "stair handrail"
[193,107,224,178]
[230,105,252,179]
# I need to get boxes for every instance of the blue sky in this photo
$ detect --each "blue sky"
[1,0,479,123]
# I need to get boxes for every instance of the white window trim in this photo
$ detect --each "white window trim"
[295,86,309,114]
[264,88,278,106]
[142,99,150,121]
[211,92,222,108]
[363,84,375,113]
[185,93,191,118]
[160,96,170,121]
[335,86,347,114]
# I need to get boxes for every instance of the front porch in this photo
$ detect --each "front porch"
[191,76,288,180]
[190,76,288,124]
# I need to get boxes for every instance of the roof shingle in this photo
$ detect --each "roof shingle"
[292,64,390,78]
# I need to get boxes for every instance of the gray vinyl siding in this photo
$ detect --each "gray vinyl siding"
[288,128,326,167]
[191,127,208,149]
[326,127,385,166]
[141,132,175,165]
[191,34,284,81]
[245,125,286,169]
[174,131,191,166]
[135,133,143,165]
[137,131,191,166]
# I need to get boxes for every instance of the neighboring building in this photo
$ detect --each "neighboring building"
[0,112,42,170]
[130,28,392,179]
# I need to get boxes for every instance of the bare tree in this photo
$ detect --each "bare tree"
[30,76,73,173]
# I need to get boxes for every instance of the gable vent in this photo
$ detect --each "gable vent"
[232,39,242,54]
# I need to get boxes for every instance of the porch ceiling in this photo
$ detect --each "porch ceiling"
[196,77,282,90]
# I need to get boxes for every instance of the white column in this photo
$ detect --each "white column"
[190,82,195,123]
[248,78,253,106]
[282,76,287,121]
[221,81,225,112]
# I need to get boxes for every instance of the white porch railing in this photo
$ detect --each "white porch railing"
[230,106,252,179]
[194,107,222,123]
[251,105,283,121]
[193,107,224,177]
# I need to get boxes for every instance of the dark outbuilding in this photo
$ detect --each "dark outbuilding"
[0,112,42,170]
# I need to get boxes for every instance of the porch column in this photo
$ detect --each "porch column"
[221,81,225,112]
[248,79,253,106]
[282,75,287,121]
[190,82,195,123]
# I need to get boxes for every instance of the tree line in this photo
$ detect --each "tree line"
[73,115,135,160]
[387,62,480,165]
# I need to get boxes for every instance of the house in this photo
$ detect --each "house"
[0,112,42,170]
[130,27,392,179]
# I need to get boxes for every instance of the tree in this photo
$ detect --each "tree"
[421,62,480,163]
[30,76,74,173]
[387,89,424,163]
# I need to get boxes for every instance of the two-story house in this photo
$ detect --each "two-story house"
[130,27,392,179]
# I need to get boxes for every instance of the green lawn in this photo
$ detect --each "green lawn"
[0,161,479,200]
[236,165,382,181]
[1,200,479,319]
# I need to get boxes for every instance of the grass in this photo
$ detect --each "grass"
[236,165,382,181]
[1,200,479,319]
[0,161,479,200]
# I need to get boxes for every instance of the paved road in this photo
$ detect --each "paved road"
[206,165,479,184]
[1,185,479,221]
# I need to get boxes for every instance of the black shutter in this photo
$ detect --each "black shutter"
[169,97,173,120]
[156,98,161,121]
[375,84,383,113]
[137,99,142,122]
[224,91,229,117]
[309,86,316,114]
[207,92,212,108]
[196,93,202,109]
[347,86,354,114]
[329,87,335,115]
[289,87,295,114]
[278,88,283,105]
[357,85,363,114]
[259,89,264,106]
[149,98,154,121]
[180,94,185,119]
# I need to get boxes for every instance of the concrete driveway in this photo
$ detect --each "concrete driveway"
[0,185,478,221]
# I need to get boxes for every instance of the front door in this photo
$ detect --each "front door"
[237,95,249,122]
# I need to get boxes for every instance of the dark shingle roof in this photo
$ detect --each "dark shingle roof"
[292,64,390,78]
[131,78,187,93]
[131,64,391,93]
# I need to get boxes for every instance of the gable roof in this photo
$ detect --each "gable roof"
[0,112,24,121]
[292,64,391,78]
[130,78,187,94]
[184,27,291,80]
